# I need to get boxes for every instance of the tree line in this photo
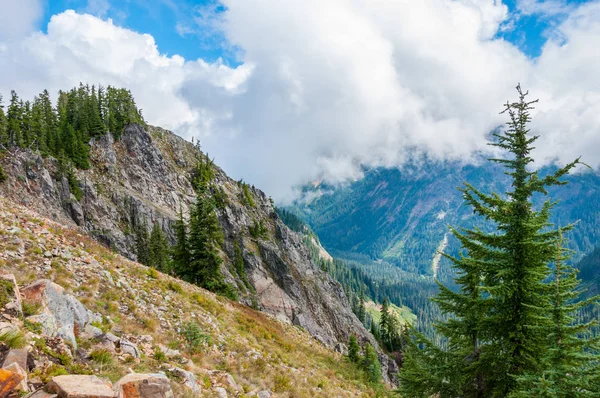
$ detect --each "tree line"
[0,84,145,170]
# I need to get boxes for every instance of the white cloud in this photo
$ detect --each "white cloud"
[0,0,43,40]
[0,1,599,201]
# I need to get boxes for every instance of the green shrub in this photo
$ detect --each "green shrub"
[22,301,41,316]
[153,347,166,362]
[180,322,211,354]
[89,349,113,365]
[0,279,14,309]
[0,165,7,183]
[0,330,26,348]
[167,281,184,294]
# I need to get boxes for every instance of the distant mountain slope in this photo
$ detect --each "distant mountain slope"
[290,162,600,278]
[577,246,600,296]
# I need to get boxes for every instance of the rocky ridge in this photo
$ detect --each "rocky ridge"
[0,124,384,359]
[0,197,390,397]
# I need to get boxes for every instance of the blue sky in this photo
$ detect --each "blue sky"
[41,0,592,62]
[43,0,234,63]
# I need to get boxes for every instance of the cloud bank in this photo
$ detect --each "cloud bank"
[0,1,599,200]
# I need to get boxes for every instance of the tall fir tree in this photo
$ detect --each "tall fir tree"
[398,85,583,397]
[183,191,225,290]
[149,222,170,273]
[511,231,600,397]
[135,219,150,266]
[171,207,190,276]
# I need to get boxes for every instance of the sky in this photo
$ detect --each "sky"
[0,0,599,201]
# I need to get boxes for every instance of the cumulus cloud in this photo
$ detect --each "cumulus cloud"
[0,0,43,40]
[0,1,599,201]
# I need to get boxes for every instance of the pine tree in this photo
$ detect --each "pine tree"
[135,220,150,266]
[149,222,170,273]
[398,85,583,397]
[348,335,360,363]
[362,343,382,384]
[6,91,22,147]
[171,207,190,276]
[380,298,391,349]
[511,231,600,397]
[0,95,7,147]
[358,289,366,324]
[184,191,225,290]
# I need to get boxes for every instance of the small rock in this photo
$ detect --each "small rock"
[214,387,228,398]
[119,338,140,358]
[257,390,272,398]
[165,367,199,393]
[2,349,28,371]
[115,373,174,398]
[47,375,114,398]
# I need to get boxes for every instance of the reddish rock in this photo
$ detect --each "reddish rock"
[115,374,174,398]
[2,349,28,371]
[0,368,24,398]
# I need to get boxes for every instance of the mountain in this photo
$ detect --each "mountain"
[291,162,600,277]
[0,122,399,382]
[0,196,389,396]
[288,161,600,333]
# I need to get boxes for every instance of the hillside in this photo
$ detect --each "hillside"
[0,196,392,397]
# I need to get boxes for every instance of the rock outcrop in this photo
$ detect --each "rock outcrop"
[0,125,379,358]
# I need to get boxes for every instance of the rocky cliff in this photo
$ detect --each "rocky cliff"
[0,124,397,382]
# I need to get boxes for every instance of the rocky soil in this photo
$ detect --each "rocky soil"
[0,197,392,397]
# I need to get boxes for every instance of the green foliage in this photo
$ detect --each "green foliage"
[348,335,360,363]
[238,181,255,208]
[0,84,144,170]
[361,343,382,384]
[172,191,236,298]
[192,152,215,193]
[0,329,27,348]
[0,278,14,310]
[398,86,593,397]
[233,241,253,292]
[153,347,166,361]
[135,219,150,266]
[149,222,170,273]
[89,349,114,365]
[180,321,211,354]
[22,300,41,317]
[249,219,269,240]
[167,281,184,294]
[171,207,190,277]
[0,165,6,183]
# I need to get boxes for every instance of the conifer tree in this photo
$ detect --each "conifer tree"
[135,220,150,266]
[171,207,190,276]
[348,335,360,363]
[6,91,22,147]
[0,95,6,147]
[184,191,225,290]
[511,231,600,397]
[398,85,583,397]
[362,343,382,383]
[380,298,391,349]
[358,289,366,324]
[149,222,170,273]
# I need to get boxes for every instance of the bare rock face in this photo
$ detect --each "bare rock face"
[47,375,115,398]
[21,280,101,349]
[0,125,396,382]
[114,373,173,398]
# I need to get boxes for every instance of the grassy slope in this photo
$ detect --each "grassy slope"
[0,197,391,397]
